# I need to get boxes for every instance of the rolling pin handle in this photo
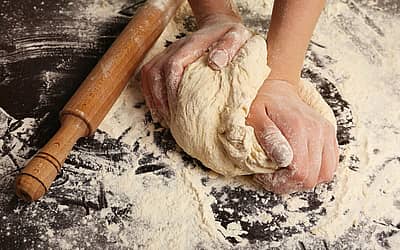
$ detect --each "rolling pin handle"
[15,114,88,201]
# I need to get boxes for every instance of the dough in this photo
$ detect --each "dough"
[166,35,336,177]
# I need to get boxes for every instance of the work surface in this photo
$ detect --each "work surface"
[1,0,399,249]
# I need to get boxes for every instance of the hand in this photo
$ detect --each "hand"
[246,79,339,194]
[141,14,252,123]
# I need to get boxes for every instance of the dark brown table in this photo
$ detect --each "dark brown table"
[0,0,398,249]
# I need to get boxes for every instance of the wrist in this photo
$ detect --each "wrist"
[265,70,301,87]
[266,41,304,85]
[262,78,299,93]
[189,0,241,27]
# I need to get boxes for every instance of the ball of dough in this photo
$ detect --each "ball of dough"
[166,35,336,177]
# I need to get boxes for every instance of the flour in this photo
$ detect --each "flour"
[98,0,400,247]
[1,0,399,249]
[309,0,400,241]
[84,0,127,19]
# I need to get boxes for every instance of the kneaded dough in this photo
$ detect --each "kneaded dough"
[166,35,336,177]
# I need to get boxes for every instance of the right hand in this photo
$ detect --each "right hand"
[141,14,252,123]
[246,79,339,194]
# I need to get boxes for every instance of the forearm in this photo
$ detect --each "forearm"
[266,0,325,84]
[188,0,241,25]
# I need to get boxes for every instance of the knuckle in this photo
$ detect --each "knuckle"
[226,25,251,43]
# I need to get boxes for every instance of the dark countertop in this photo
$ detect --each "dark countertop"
[1,0,399,249]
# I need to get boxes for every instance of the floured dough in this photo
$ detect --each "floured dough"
[166,35,336,177]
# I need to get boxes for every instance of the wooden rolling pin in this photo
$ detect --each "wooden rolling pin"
[15,0,184,201]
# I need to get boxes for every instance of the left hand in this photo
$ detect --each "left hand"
[140,14,252,123]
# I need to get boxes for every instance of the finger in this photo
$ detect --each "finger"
[141,67,158,121]
[255,125,311,194]
[163,38,212,107]
[253,169,303,194]
[141,52,165,105]
[140,68,153,109]
[140,50,167,121]
[149,59,171,121]
[303,137,323,189]
[247,101,293,168]
[150,69,168,119]
[318,145,335,183]
[333,134,340,171]
[274,143,310,194]
[318,131,339,182]
[146,48,174,122]
[164,60,183,108]
[148,40,195,119]
[208,25,252,70]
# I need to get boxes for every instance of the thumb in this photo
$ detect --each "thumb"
[208,25,252,70]
[247,103,293,168]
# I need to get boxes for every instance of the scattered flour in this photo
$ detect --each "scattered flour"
[98,0,400,248]
[99,0,400,247]
[310,0,400,241]
[0,0,399,249]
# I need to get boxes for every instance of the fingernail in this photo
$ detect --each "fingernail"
[272,143,293,168]
[208,49,229,70]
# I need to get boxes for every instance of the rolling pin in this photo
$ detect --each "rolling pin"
[15,0,184,201]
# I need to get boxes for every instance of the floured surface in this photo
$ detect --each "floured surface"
[0,0,399,249]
